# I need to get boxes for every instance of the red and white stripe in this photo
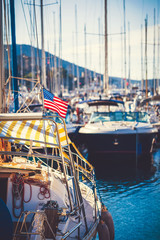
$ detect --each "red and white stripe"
[44,96,68,118]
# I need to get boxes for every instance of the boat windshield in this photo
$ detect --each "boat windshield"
[89,111,149,123]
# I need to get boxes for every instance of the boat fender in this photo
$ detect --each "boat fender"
[101,205,115,240]
[0,138,5,162]
[0,198,13,240]
[0,139,12,162]
[3,140,12,162]
[97,219,110,240]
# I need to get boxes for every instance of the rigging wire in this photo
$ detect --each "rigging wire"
[115,0,123,25]
[27,0,35,84]
[26,0,36,41]
[33,0,40,77]
[42,2,58,93]
[24,1,58,7]
[20,0,32,43]
[3,0,11,77]
[3,0,12,111]
[141,0,145,26]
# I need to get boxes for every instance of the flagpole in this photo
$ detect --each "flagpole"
[41,86,49,170]
[42,86,46,116]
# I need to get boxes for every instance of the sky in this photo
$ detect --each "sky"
[10,0,160,80]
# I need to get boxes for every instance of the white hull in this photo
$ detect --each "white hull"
[0,113,101,240]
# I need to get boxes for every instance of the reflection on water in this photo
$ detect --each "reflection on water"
[92,149,160,240]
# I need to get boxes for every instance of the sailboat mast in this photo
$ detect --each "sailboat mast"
[10,0,19,112]
[72,32,75,92]
[33,0,40,79]
[40,0,46,88]
[0,0,4,113]
[84,24,87,94]
[121,26,123,89]
[29,1,35,89]
[145,15,148,98]
[157,1,160,93]
[153,8,156,95]
[104,0,109,94]
[98,18,102,90]
[141,24,144,91]
[53,12,58,94]
[128,21,130,88]
[158,26,160,93]
[123,0,127,95]
[75,4,80,94]
[59,0,62,97]
[20,45,23,80]
[89,40,92,90]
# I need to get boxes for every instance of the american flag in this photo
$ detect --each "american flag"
[43,88,68,118]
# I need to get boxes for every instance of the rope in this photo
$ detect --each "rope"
[11,173,51,218]
[11,174,32,218]
[23,181,32,203]
[17,81,40,112]
[38,184,50,200]
[11,174,24,218]
[10,76,39,82]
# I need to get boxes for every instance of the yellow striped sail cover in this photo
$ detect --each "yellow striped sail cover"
[0,120,69,147]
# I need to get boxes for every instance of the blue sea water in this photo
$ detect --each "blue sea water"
[94,149,160,240]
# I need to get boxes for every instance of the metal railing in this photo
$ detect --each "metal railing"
[0,114,99,239]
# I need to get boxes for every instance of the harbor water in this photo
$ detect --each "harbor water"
[93,148,160,240]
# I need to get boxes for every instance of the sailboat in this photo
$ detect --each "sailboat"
[0,112,101,239]
[0,1,115,239]
[78,0,158,162]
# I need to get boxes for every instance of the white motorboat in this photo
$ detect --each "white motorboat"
[79,100,158,158]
